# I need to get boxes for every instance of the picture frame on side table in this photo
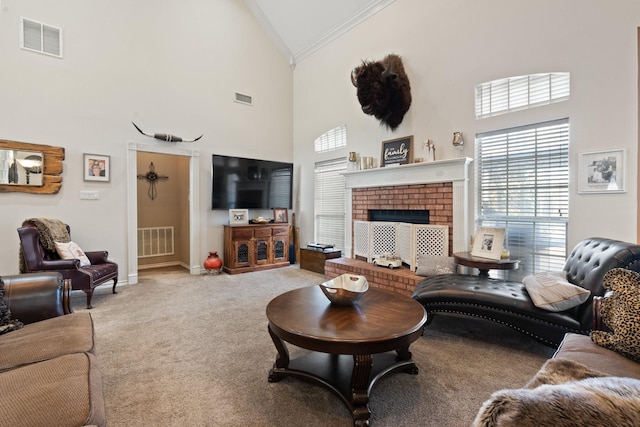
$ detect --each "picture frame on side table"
[579,148,626,194]
[83,153,110,182]
[273,208,288,223]
[380,135,413,167]
[471,227,505,260]
[229,209,249,225]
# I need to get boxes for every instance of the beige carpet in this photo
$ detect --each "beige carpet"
[72,266,554,427]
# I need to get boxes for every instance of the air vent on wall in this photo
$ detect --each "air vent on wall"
[234,92,253,106]
[20,17,62,58]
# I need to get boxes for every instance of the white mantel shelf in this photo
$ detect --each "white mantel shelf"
[343,157,473,188]
[342,157,474,258]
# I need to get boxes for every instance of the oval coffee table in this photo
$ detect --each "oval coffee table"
[266,286,427,426]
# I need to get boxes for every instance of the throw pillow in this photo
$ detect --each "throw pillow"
[591,268,640,363]
[415,254,457,276]
[0,277,24,335]
[54,241,91,267]
[523,271,590,312]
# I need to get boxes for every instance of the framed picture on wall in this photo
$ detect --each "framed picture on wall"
[273,208,288,223]
[380,135,413,167]
[228,209,249,225]
[579,148,626,194]
[84,153,110,182]
[471,227,505,260]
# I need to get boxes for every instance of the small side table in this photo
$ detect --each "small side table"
[300,248,342,274]
[453,251,520,277]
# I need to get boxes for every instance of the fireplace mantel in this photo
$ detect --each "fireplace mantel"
[343,157,472,189]
[343,157,473,257]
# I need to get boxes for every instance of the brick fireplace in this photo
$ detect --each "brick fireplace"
[342,158,473,259]
[323,158,473,296]
[352,182,454,256]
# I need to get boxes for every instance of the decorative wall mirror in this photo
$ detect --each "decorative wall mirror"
[0,149,44,186]
[0,139,65,194]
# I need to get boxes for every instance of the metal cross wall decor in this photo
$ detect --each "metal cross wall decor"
[137,161,168,200]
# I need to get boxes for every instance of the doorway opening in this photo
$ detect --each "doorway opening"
[126,142,200,285]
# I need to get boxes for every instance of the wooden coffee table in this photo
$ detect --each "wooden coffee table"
[266,286,427,426]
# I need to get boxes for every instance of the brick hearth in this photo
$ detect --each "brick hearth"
[324,257,423,297]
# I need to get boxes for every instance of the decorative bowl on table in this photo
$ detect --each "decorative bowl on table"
[319,274,369,306]
[251,217,271,224]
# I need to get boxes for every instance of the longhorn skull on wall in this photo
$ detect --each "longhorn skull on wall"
[132,122,202,143]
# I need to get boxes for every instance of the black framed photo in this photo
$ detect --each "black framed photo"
[381,136,413,167]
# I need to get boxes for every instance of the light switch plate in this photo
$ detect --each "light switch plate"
[80,190,100,200]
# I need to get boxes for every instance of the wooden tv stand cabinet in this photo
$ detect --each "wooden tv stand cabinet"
[223,224,290,274]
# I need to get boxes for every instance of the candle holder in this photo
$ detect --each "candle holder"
[452,132,464,157]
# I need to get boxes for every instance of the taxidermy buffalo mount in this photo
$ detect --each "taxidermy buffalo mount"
[132,122,202,143]
[351,53,411,130]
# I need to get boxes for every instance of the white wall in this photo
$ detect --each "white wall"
[293,0,640,251]
[0,0,293,277]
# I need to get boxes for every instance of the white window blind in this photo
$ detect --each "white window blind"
[314,124,347,153]
[314,158,346,249]
[476,118,569,279]
[475,73,570,118]
[21,17,62,58]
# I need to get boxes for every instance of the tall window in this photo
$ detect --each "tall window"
[475,118,569,279]
[314,158,346,250]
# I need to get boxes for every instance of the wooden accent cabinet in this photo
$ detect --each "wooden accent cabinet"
[223,224,290,274]
[300,248,342,274]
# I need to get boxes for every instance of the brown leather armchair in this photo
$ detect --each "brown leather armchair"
[2,272,72,322]
[18,222,118,309]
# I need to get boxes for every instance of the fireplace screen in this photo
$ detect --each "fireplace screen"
[354,221,449,271]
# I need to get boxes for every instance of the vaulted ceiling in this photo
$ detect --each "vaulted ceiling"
[244,0,395,66]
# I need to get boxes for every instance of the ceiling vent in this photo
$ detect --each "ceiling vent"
[234,92,253,106]
[20,17,62,58]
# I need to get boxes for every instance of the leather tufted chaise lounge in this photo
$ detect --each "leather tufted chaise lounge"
[412,237,640,347]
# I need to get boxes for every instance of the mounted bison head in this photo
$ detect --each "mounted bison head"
[351,54,411,130]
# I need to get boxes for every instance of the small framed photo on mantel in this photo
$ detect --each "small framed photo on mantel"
[471,227,505,260]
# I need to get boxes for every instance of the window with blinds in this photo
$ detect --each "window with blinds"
[314,124,347,153]
[21,17,62,58]
[314,158,346,250]
[475,118,569,280]
[475,73,570,119]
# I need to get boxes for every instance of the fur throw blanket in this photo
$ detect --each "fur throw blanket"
[18,218,70,273]
[472,359,640,427]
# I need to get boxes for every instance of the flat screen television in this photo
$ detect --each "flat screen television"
[211,154,293,210]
